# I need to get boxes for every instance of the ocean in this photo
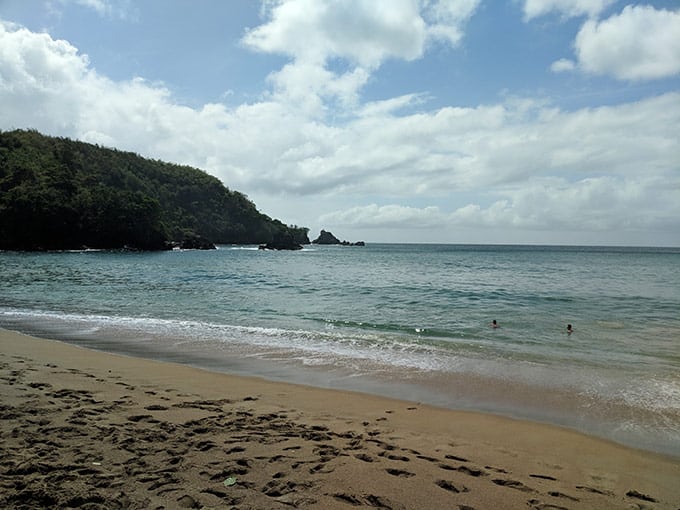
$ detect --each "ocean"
[1,244,679,456]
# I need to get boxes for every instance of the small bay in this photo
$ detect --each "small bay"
[1,244,679,456]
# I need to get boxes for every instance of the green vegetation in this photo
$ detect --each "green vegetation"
[0,129,309,250]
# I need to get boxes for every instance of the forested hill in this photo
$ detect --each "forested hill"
[0,129,309,250]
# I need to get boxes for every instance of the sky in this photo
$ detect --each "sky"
[0,0,679,246]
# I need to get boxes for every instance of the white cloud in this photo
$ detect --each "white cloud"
[320,204,446,228]
[242,0,480,116]
[321,175,680,234]
[424,0,481,46]
[523,0,615,20]
[242,0,426,71]
[550,58,575,73]
[463,176,680,231]
[574,5,680,81]
[69,0,111,16]
[358,93,427,117]
[1,19,678,243]
[51,0,136,20]
[0,22,92,132]
[265,60,370,115]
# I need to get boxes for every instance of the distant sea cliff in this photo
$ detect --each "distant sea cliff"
[0,129,309,251]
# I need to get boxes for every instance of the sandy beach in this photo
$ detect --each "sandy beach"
[1,328,679,510]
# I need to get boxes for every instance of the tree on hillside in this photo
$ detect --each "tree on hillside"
[0,129,309,250]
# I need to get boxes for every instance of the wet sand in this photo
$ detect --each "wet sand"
[1,328,679,509]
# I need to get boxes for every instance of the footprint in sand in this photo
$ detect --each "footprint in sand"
[575,485,614,496]
[625,489,657,503]
[27,382,52,390]
[416,454,440,463]
[492,478,535,493]
[445,454,470,462]
[380,452,410,462]
[371,439,397,451]
[309,462,334,474]
[195,440,217,452]
[333,493,362,505]
[177,494,199,508]
[485,465,508,474]
[435,480,469,494]
[144,404,168,411]
[127,414,160,423]
[530,474,557,481]
[527,498,569,510]
[333,492,396,508]
[386,468,415,478]
[262,479,308,497]
[456,466,486,477]
[225,446,246,454]
[209,464,249,481]
[547,491,579,502]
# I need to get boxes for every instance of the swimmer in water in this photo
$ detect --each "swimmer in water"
[491,320,500,328]
[567,324,573,334]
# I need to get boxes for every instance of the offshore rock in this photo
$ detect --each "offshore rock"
[312,230,364,246]
[312,230,341,244]
[258,241,303,250]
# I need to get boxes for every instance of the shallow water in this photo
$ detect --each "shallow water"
[1,244,679,456]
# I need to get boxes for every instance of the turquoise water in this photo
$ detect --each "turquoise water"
[1,244,679,456]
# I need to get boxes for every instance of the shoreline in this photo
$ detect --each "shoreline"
[2,328,679,509]
[4,312,678,458]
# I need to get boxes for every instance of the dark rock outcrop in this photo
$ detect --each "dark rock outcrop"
[311,230,364,246]
[178,235,216,250]
[312,230,341,244]
[258,241,303,250]
[258,231,304,250]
